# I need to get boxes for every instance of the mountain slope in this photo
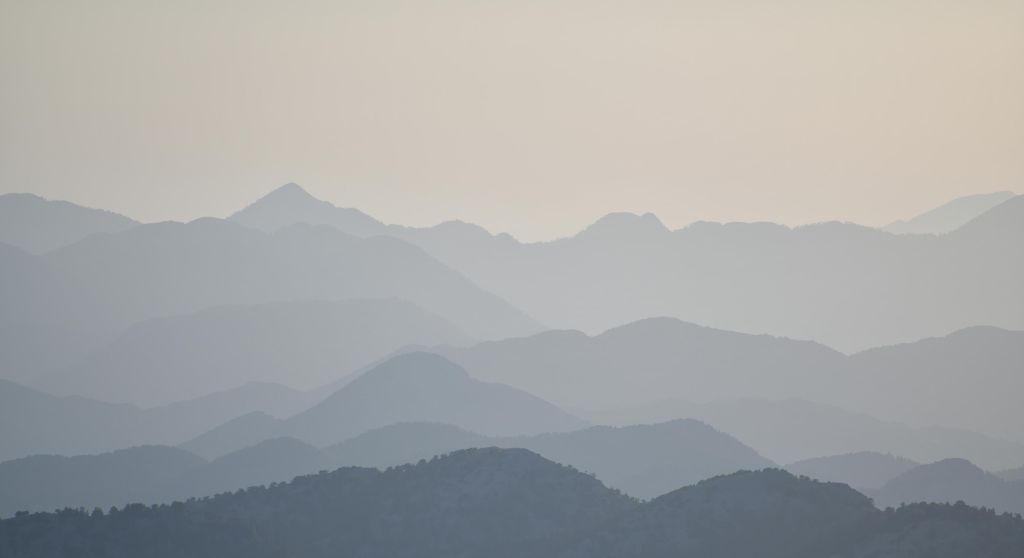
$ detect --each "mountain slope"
[436,317,845,410]
[874,459,1024,515]
[883,191,1017,235]
[323,420,774,499]
[0,379,309,463]
[224,185,1024,352]
[586,398,1024,471]
[161,437,330,503]
[1,218,539,392]
[45,298,474,405]
[786,452,919,492]
[3,418,768,515]
[0,446,204,518]
[439,322,1024,452]
[846,326,1024,443]
[0,193,138,254]
[3,450,1022,558]
[228,183,386,236]
[286,352,585,446]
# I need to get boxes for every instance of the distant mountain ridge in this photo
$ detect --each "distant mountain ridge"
[39,298,474,405]
[786,452,919,492]
[873,458,1024,515]
[219,184,1024,352]
[190,352,586,451]
[884,191,1017,235]
[0,193,138,254]
[0,217,541,392]
[438,319,1024,448]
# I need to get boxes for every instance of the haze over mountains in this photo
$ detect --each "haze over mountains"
[883,191,1018,235]
[1,186,1021,557]
[39,298,473,404]
[437,320,1024,447]
[0,193,137,254]
[0,418,772,516]
[219,184,1024,352]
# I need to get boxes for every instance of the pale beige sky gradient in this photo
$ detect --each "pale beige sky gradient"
[1,0,1022,240]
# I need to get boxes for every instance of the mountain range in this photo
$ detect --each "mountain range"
[37,298,473,405]
[883,191,1018,235]
[785,451,920,492]
[0,418,772,516]
[222,184,1024,352]
[0,352,582,463]
[872,458,1024,515]
[587,397,1024,471]
[0,193,138,254]
[0,216,540,387]
[3,448,1023,558]
[437,319,1024,446]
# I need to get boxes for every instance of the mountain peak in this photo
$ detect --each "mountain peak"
[356,352,471,384]
[257,182,320,205]
[229,183,385,235]
[579,212,669,239]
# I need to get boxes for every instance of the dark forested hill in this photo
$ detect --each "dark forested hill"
[1,449,1021,558]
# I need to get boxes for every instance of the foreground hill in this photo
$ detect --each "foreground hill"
[2,449,1022,558]
[0,447,203,518]
[42,298,473,405]
[874,458,1024,515]
[785,452,919,492]
[0,193,138,254]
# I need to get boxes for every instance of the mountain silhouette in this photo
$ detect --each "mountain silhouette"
[223,186,1024,351]
[41,298,473,405]
[323,419,773,499]
[997,465,1024,482]
[0,446,203,518]
[587,397,1024,471]
[3,449,1022,558]
[438,321,1024,451]
[229,183,386,236]
[0,193,138,254]
[0,218,540,387]
[435,317,844,410]
[2,418,769,514]
[161,437,330,503]
[785,451,919,492]
[285,352,586,446]
[0,378,314,463]
[178,411,288,460]
[874,458,1024,515]
[883,191,1017,235]
[845,325,1024,443]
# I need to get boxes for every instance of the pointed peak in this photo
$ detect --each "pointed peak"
[263,182,317,202]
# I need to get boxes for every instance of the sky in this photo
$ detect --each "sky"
[1,0,1022,241]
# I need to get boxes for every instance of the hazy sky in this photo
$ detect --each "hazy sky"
[2,0,1022,240]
